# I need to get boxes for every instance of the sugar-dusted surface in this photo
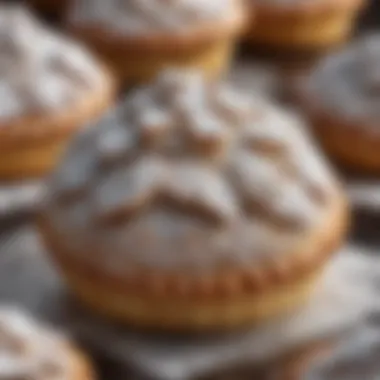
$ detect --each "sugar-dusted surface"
[69,0,234,35]
[0,305,71,380]
[304,34,380,127]
[42,69,338,273]
[0,5,106,121]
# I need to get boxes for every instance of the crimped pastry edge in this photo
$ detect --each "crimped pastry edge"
[296,78,380,173]
[39,190,349,301]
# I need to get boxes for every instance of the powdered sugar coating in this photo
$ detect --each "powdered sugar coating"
[306,34,380,127]
[0,5,106,121]
[0,307,71,380]
[43,69,338,273]
[69,0,234,35]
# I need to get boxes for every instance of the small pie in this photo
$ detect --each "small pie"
[298,34,380,173]
[39,69,348,330]
[246,0,366,52]
[0,306,93,380]
[0,5,114,179]
[66,0,246,86]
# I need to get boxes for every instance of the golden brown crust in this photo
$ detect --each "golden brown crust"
[245,0,365,50]
[39,190,348,301]
[67,4,246,85]
[298,107,380,174]
[251,0,365,16]
[0,68,115,179]
[38,191,348,329]
[294,66,380,173]
[0,68,115,149]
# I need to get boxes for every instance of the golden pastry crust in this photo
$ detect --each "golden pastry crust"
[246,0,366,51]
[39,70,348,330]
[296,107,380,174]
[0,68,114,179]
[67,2,246,84]
[297,35,380,174]
[39,191,347,330]
[0,6,116,179]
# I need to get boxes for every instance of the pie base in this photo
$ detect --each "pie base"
[68,9,246,86]
[93,37,234,86]
[245,0,364,51]
[39,190,348,331]
[60,268,321,330]
[0,71,114,180]
[307,114,380,175]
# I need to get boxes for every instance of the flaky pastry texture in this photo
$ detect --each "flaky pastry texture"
[41,69,341,276]
[69,0,236,35]
[0,5,108,122]
[0,306,87,380]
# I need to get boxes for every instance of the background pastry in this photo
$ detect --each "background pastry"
[0,5,114,179]
[298,34,380,174]
[246,0,366,52]
[66,0,246,85]
[0,306,93,380]
[39,69,348,330]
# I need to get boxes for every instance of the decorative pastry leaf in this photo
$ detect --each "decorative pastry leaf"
[163,163,238,225]
[94,156,167,224]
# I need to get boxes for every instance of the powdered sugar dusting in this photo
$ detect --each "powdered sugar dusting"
[69,0,233,35]
[0,307,70,380]
[307,34,380,126]
[43,69,338,272]
[0,5,106,121]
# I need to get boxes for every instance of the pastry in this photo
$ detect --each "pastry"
[39,69,348,330]
[297,34,380,173]
[0,306,93,380]
[66,0,246,85]
[0,5,114,179]
[246,0,366,52]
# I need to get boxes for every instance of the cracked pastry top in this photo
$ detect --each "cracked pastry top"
[0,307,88,380]
[0,5,108,123]
[69,0,241,37]
[41,69,342,275]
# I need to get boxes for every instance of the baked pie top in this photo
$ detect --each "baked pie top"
[0,5,107,122]
[43,69,339,274]
[303,34,380,128]
[69,0,240,36]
